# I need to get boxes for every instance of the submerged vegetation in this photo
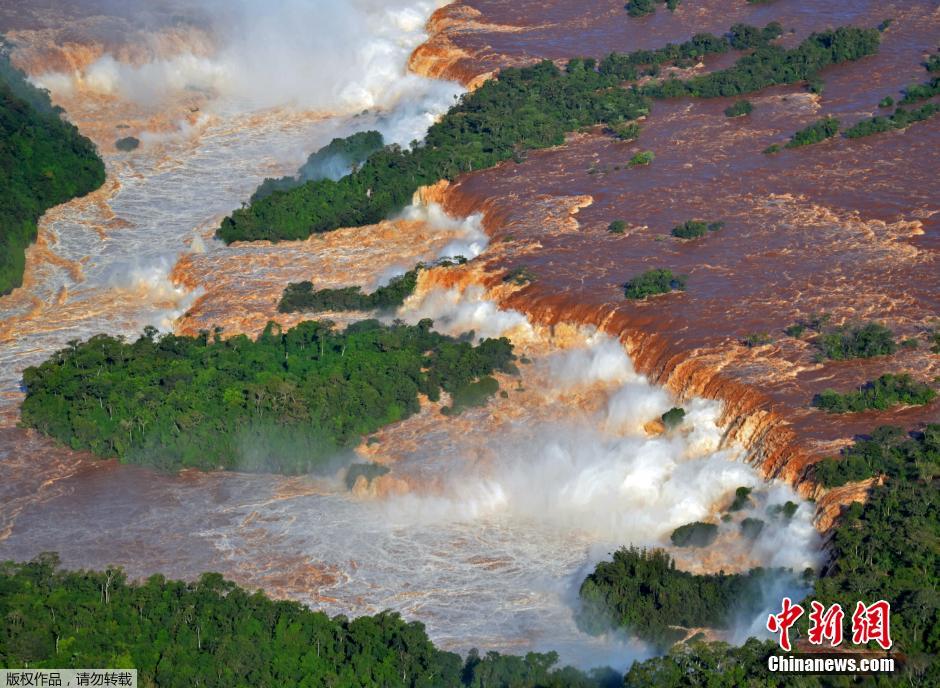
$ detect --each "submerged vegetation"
[0,53,105,295]
[624,269,687,299]
[813,373,936,414]
[20,320,516,474]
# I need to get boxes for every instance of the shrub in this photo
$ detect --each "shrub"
[628,150,655,167]
[724,100,753,117]
[115,136,140,151]
[785,116,839,148]
[624,269,687,299]
[608,220,627,234]
[661,407,686,429]
[626,0,656,17]
[767,501,799,520]
[610,121,641,140]
[503,266,537,284]
[729,486,753,511]
[784,323,806,338]
[670,521,719,547]
[671,219,723,239]
[815,321,896,360]
[878,95,894,108]
[763,143,781,154]
[740,517,765,540]
[813,373,936,413]
[742,332,772,348]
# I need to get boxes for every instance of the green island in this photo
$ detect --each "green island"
[0,53,106,295]
[671,219,723,239]
[785,116,840,148]
[577,547,785,648]
[20,320,516,474]
[279,267,421,314]
[217,24,876,244]
[624,269,687,299]
[813,373,936,414]
[814,321,896,360]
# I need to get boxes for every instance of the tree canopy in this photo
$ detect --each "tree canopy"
[0,53,105,294]
[20,320,516,473]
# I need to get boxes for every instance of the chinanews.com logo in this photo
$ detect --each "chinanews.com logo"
[764,597,898,676]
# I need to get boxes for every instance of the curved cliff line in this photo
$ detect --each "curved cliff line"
[418,183,870,534]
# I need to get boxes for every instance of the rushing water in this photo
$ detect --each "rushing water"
[0,0,822,667]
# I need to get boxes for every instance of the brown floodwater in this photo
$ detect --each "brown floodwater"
[418,0,940,484]
[0,0,930,665]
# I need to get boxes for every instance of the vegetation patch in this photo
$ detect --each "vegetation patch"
[624,269,687,299]
[250,130,384,203]
[0,53,106,295]
[607,220,627,234]
[845,102,940,138]
[728,486,753,511]
[815,321,896,360]
[724,100,753,117]
[0,555,610,688]
[279,266,421,314]
[20,320,516,474]
[814,424,938,487]
[578,547,782,648]
[628,150,655,167]
[785,116,839,148]
[813,373,936,414]
[641,27,878,99]
[671,219,723,239]
[114,136,140,151]
[344,461,390,490]
[661,406,686,429]
[670,521,719,547]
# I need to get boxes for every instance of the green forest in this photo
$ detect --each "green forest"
[20,319,516,473]
[577,547,782,647]
[0,53,105,295]
[0,555,618,688]
[217,23,875,244]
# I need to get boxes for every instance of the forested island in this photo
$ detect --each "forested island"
[217,24,877,244]
[20,320,516,473]
[0,53,105,295]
